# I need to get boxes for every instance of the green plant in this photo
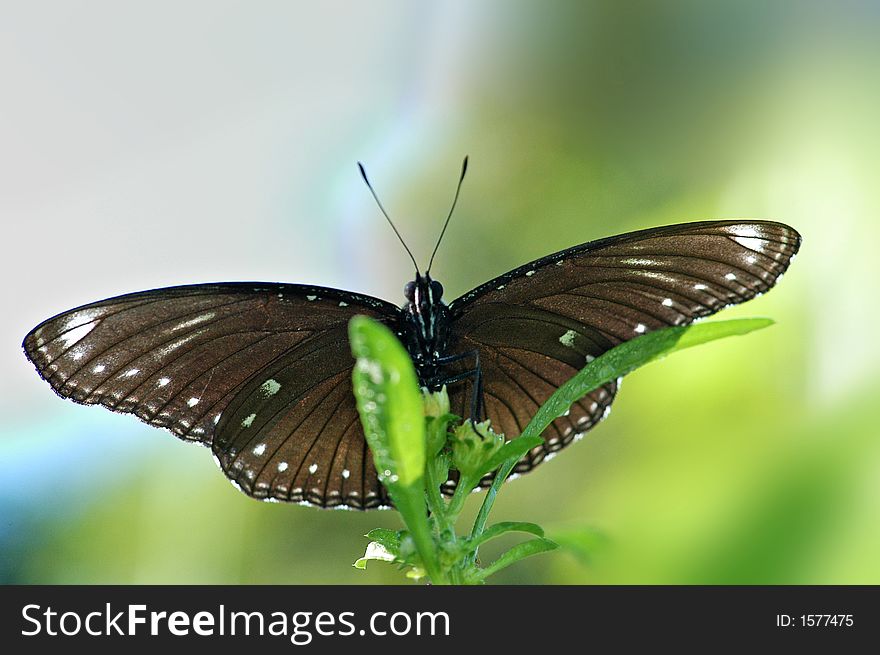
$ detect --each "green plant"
[348,315,773,584]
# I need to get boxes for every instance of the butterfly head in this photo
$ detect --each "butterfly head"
[402,273,448,363]
[404,273,444,309]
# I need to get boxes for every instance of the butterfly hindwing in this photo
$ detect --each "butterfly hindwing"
[211,326,391,509]
[445,302,618,481]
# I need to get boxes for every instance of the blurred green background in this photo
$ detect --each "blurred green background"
[2,0,878,584]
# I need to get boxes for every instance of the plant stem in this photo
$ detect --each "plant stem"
[445,474,477,526]
[424,462,448,527]
[468,457,517,560]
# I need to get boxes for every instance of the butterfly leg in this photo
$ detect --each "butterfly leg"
[423,350,484,422]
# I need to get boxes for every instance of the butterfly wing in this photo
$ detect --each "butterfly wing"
[446,220,801,478]
[22,282,400,508]
[445,303,619,480]
[211,325,392,508]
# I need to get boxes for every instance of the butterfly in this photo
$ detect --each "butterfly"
[22,158,801,509]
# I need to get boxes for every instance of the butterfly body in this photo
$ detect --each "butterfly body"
[23,220,801,509]
[399,274,451,382]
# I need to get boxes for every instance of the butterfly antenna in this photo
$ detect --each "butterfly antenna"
[427,155,468,275]
[358,162,420,274]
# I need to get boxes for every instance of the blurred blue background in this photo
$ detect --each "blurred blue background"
[2,0,878,584]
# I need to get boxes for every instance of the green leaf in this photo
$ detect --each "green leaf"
[522,318,773,440]
[349,316,426,487]
[353,541,399,570]
[472,538,559,582]
[471,319,774,546]
[364,528,402,557]
[348,316,444,583]
[478,435,544,479]
[467,521,545,552]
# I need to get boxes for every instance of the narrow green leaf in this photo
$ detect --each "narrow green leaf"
[474,538,558,581]
[468,521,545,551]
[522,318,773,440]
[471,319,774,546]
[478,435,544,479]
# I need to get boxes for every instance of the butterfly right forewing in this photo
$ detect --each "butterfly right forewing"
[445,220,801,478]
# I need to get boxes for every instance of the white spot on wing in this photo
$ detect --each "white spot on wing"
[277,461,288,472]
[725,272,737,281]
[158,377,170,387]
[525,270,536,277]
[157,333,199,357]
[342,469,350,479]
[187,397,199,407]
[92,364,106,373]
[306,295,317,301]
[172,312,215,331]
[123,368,140,378]
[662,298,673,307]
[729,232,766,251]
[339,301,348,307]
[241,413,256,428]
[260,379,281,396]
[59,321,98,348]
[634,323,647,334]
[253,443,266,456]
[559,329,578,348]
[622,257,658,266]
[634,270,676,284]
[308,463,318,474]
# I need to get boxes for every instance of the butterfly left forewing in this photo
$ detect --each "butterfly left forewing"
[22,282,398,447]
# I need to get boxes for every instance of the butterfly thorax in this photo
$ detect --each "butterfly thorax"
[399,274,450,386]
